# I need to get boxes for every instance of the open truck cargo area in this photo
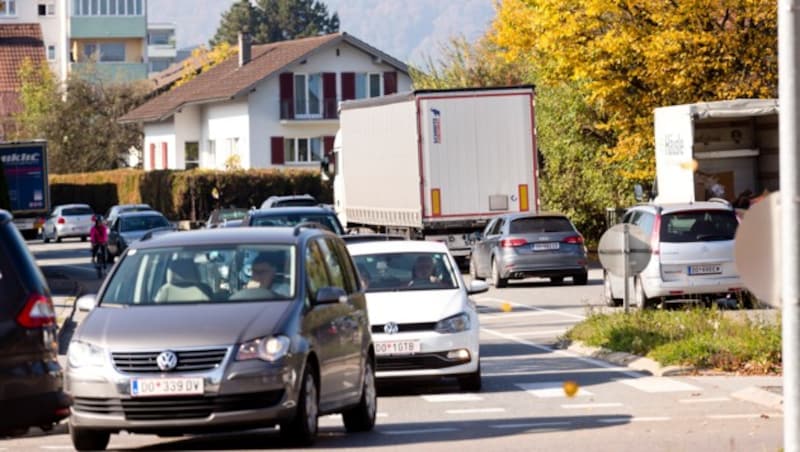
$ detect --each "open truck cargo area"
[333,86,538,258]
[654,99,779,204]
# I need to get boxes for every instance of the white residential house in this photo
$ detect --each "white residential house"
[119,32,412,171]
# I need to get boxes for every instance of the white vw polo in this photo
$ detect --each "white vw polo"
[346,240,488,391]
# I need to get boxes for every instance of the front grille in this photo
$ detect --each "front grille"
[377,352,467,371]
[372,322,437,334]
[112,348,228,373]
[74,391,285,421]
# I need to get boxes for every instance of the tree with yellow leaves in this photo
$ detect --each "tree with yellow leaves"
[492,0,777,182]
[174,42,238,88]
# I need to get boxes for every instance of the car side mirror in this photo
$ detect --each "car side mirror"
[314,286,347,305]
[467,280,489,295]
[76,294,97,312]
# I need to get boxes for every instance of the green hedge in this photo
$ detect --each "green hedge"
[50,168,332,222]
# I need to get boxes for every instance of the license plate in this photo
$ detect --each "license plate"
[688,264,722,275]
[375,341,421,356]
[130,378,204,397]
[533,242,559,251]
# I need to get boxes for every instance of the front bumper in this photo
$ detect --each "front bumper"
[372,329,479,379]
[66,348,302,433]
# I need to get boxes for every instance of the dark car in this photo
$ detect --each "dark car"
[66,226,376,450]
[0,210,71,436]
[104,204,154,227]
[107,211,173,258]
[205,207,248,229]
[244,206,346,235]
[469,213,589,287]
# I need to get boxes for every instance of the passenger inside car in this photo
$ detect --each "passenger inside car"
[230,251,289,300]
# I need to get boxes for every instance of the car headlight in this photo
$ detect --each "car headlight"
[435,312,471,334]
[236,335,291,362]
[67,341,106,368]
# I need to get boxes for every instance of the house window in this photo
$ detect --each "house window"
[355,73,382,99]
[83,42,125,62]
[149,59,170,73]
[47,45,56,61]
[185,142,199,170]
[74,0,140,15]
[206,140,217,168]
[284,137,322,163]
[0,0,16,16]
[294,73,322,117]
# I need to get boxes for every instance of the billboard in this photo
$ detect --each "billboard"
[0,143,47,213]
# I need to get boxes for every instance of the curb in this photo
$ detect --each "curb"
[566,341,695,377]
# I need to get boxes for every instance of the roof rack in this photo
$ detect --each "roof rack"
[293,221,331,236]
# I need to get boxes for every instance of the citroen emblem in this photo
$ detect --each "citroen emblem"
[384,322,399,335]
[156,351,178,371]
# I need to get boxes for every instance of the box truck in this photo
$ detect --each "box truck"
[0,141,50,238]
[653,99,779,204]
[331,86,539,260]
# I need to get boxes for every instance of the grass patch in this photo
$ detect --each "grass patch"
[565,307,781,374]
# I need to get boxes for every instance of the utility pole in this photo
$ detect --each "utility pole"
[778,1,800,450]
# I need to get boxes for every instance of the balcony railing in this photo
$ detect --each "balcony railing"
[70,62,148,83]
[280,99,339,120]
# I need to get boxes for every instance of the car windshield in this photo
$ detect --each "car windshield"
[120,206,152,214]
[274,199,317,207]
[352,252,459,292]
[120,215,170,232]
[220,210,247,221]
[100,245,296,305]
[509,217,573,233]
[660,210,738,243]
[62,207,93,216]
[251,213,344,235]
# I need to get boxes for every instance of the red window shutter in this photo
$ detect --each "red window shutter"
[341,72,355,101]
[323,135,335,166]
[322,72,337,119]
[271,136,284,165]
[279,73,294,119]
[149,143,155,170]
[383,71,397,95]
[161,142,168,169]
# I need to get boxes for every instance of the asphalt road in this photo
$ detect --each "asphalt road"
[5,239,784,451]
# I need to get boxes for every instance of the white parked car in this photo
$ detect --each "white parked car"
[604,201,745,308]
[346,240,488,391]
[42,204,94,243]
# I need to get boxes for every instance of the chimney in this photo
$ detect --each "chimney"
[238,32,251,67]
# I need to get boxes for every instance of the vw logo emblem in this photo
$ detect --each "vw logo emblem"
[384,322,399,335]
[156,351,178,371]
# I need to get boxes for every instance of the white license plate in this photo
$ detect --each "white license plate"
[533,242,559,251]
[130,378,204,397]
[688,264,722,275]
[375,341,421,356]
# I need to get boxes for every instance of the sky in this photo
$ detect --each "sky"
[146,0,497,66]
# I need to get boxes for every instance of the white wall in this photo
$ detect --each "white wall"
[173,105,201,169]
[247,40,412,169]
[143,120,175,170]
[203,100,249,169]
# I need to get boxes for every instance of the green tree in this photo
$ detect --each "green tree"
[14,62,150,174]
[211,0,339,46]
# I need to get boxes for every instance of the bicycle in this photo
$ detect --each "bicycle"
[93,243,109,279]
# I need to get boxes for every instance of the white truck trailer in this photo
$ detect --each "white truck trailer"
[653,99,779,204]
[332,86,539,260]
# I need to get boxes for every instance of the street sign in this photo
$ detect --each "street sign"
[734,192,781,307]
[597,224,652,278]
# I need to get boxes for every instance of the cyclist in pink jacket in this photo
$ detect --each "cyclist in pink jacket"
[89,216,108,265]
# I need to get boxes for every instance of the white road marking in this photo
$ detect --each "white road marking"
[707,413,782,420]
[512,329,569,337]
[485,367,632,378]
[476,297,586,320]
[490,421,572,429]
[422,394,483,403]
[679,397,731,404]
[561,403,624,409]
[620,377,701,393]
[446,408,506,414]
[596,417,671,424]
[516,382,594,398]
[480,311,552,320]
[481,327,643,378]
[382,427,461,435]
